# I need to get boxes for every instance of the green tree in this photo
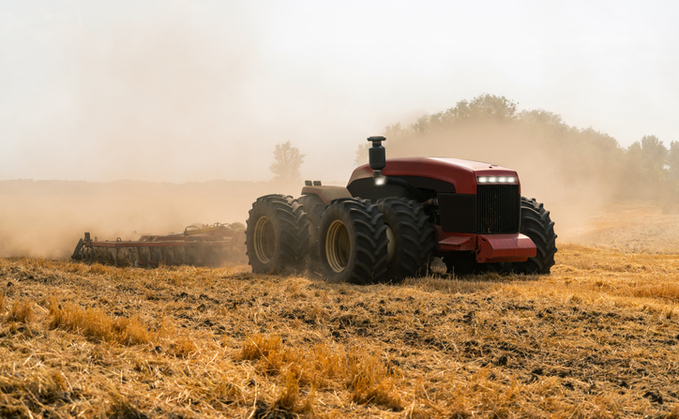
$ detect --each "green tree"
[627,135,668,175]
[270,141,305,182]
[668,141,679,181]
[355,142,369,166]
[640,135,668,171]
[624,135,670,198]
[402,94,520,136]
[443,94,518,122]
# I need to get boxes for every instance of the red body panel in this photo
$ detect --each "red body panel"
[349,157,535,263]
[348,157,521,194]
[434,229,536,263]
[476,234,536,263]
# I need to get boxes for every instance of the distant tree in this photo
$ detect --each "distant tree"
[628,135,668,174]
[668,141,679,180]
[355,142,369,166]
[443,94,518,122]
[270,141,305,182]
[624,135,670,198]
[641,135,668,169]
[401,94,519,136]
[382,95,679,202]
[384,123,404,141]
[517,109,567,131]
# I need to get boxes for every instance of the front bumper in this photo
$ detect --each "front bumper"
[436,231,536,263]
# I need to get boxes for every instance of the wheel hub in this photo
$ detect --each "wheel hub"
[326,220,350,273]
[254,216,275,263]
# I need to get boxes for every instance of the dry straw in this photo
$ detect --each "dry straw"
[1,244,678,418]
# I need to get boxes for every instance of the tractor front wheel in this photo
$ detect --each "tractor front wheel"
[318,199,389,284]
[246,194,310,274]
[511,197,557,274]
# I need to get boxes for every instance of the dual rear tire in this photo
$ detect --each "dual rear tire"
[317,197,434,284]
[246,195,434,283]
[317,199,389,284]
[246,194,557,280]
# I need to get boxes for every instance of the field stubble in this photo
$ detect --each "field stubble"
[1,242,678,418]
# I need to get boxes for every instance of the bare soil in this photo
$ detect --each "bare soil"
[555,201,679,254]
[0,203,678,418]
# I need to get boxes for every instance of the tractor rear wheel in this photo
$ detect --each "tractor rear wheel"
[377,198,435,282]
[511,197,557,274]
[318,198,389,284]
[246,194,310,274]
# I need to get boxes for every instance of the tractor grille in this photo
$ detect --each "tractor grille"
[476,185,520,234]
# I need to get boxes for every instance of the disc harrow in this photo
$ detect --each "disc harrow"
[71,223,246,267]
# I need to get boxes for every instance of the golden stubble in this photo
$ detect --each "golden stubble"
[1,242,678,418]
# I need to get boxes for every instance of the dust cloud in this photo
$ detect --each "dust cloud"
[385,124,595,237]
[3,9,676,259]
[0,12,322,259]
[61,17,257,183]
[0,180,297,259]
[4,124,679,259]
[4,118,678,259]
[384,118,679,251]
[4,8,299,184]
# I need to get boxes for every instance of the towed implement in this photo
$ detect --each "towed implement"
[246,136,557,282]
[72,223,246,267]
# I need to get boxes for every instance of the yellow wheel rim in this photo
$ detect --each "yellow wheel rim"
[254,216,275,263]
[326,220,350,273]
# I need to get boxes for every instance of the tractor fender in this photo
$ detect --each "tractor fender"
[301,185,352,204]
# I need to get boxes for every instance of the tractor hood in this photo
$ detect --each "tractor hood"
[348,157,519,194]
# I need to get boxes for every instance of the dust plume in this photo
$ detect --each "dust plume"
[2,4,677,262]
[4,7,278,184]
[380,96,679,250]
[0,10,313,259]
[0,180,294,259]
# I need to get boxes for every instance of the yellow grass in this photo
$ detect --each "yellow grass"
[8,298,34,323]
[47,296,153,345]
[0,244,678,418]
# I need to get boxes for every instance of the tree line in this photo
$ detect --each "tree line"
[371,94,678,202]
[270,94,677,203]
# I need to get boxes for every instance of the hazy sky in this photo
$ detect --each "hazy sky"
[1,0,677,182]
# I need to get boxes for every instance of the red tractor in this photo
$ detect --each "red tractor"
[246,136,556,283]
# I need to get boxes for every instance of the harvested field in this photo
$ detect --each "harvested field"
[557,202,679,254]
[1,242,679,418]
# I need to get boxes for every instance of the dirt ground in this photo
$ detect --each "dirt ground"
[555,201,679,254]
[1,201,679,418]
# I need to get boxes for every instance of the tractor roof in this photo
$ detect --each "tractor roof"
[348,157,518,194]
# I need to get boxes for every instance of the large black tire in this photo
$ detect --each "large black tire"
[377,198,435,282]
[298,194,328,274]
[246,194,310,274]
[511,197,557,274]
[317,198,389,284]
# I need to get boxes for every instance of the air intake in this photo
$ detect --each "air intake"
[476,184,520,233]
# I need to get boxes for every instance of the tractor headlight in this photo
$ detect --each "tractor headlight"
[477,176,517,184]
